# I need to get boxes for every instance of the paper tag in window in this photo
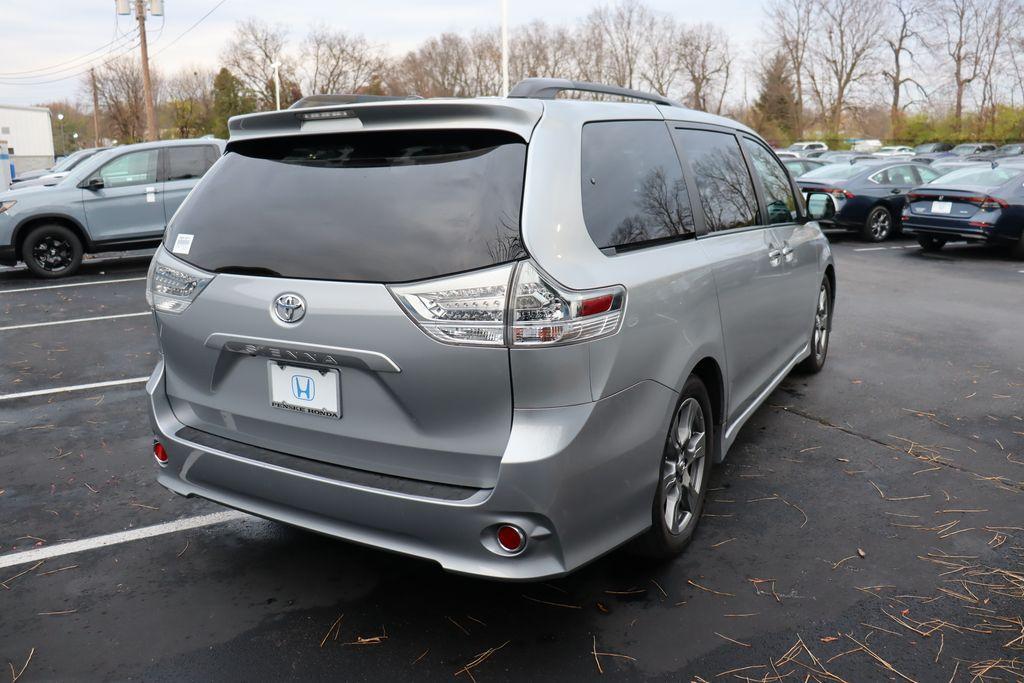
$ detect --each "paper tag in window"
[172,234,194,255]
[146,186,156,203]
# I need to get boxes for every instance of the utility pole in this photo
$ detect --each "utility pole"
[134,0,158,141]
[90,68,101,147]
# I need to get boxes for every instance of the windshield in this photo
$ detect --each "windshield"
[787,143,806,150]
[166,129,527,283]
[996,144,1023,155]
[800,163,865,180]
[51,150,88,172]
[927,165,1024,188]
[951,144,977,155]
[914,144,935,153]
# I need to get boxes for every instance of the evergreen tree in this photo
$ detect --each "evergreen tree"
[753,52,799,144]
[212,68,255,139]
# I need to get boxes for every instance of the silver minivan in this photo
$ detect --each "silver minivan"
[146,79,835,580]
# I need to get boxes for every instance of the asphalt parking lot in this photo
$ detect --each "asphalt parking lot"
[1,236,1022,681]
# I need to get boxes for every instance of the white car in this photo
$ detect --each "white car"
[786,141,829,157]
[874,145,914,157]
[852,139,882,153]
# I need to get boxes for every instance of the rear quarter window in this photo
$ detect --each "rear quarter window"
[580,120,695,250]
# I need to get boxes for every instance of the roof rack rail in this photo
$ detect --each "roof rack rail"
[507,78,682,108]
[289,94,423,109]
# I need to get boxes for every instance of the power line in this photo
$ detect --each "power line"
[152,0,230,58]
[0,33,143,86]
[0,29,139,78]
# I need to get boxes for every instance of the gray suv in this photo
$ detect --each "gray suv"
[146,80,835,580]
[0,138,224,277]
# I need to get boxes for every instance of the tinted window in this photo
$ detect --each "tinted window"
[872,165,916,185]
[673,128,758,231]
[743,139,797,224]
[96,150,158,188]
[164,145,218,181]
[581,121,694,249]
[165,130,526,283]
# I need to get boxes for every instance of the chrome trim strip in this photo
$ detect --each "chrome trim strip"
[724,343,810,441]
[204,333,401,373]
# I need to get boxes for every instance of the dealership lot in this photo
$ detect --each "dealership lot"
[1,238,1021,681]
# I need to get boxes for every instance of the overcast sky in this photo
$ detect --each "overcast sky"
[0,0,763,107]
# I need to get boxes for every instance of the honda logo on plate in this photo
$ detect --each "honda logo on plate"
[291,375,315,401]
[273,293,306,323]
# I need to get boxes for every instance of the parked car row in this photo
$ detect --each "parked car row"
[795,156,1024,257]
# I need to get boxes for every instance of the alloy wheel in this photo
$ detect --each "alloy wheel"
[31,235,74,272]
[869,209,891,240]
[813,284,830,361]
[661,397,707,535]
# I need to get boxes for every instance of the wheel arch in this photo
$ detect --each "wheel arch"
[688,356,726,464]
[13,214,93,257]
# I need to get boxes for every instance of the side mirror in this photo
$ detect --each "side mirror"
[84,177,104,191]
[804,192,836,221]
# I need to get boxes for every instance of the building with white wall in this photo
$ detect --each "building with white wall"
[0,104,55,175]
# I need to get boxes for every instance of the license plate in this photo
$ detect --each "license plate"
[268,363,341,419]
[931,201,952,214]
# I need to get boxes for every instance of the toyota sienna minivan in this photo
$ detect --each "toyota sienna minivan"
[146,79,835,580]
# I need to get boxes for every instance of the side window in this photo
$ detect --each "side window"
[672,128,759,231]
[581,121,695,249]
[915,165,939,184]
[164,146,218,181]
[96,150,159,189]
[743,138,798,224]
[887,165,916,185]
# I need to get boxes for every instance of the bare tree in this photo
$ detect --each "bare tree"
[390,33,471,97]
[932,0,986,132]
[882,0,928,136]
[165,66,214,138]
[88,56,160,142]
[510,20,574,82]
[678,23,733,113]
[766,0,816,137]
[974,0,1020,133]
[640,16,682,96]
[221,18,295,109]
[584,0,653,89]
[807,0,884,139]
[300,24,386,95]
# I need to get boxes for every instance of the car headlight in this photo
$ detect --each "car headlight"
[0,200,15,214]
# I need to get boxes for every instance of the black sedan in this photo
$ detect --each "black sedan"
[796,161,941,241]
[901,164,1024,259]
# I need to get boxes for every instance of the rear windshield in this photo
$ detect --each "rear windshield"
[801,163,865,180]
[164,129,526,283]
[929,166,1024,189]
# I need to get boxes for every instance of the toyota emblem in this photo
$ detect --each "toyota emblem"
[273,293,306,323]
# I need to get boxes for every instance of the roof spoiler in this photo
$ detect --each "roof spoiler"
[508,77,683,108]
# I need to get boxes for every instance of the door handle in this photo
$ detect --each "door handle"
[782,245,795,262]
[768,248,782,267]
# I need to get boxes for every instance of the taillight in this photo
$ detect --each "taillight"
[977,196,1007,210]
[390,261,626,347]
[509,262,624,346]
[146,246,215,314]
[824,188,854,200]
[390,263,513,346]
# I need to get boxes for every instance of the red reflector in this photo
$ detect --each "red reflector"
[496,525,525,553]
[153,442,168,463]
[580,294,614,317]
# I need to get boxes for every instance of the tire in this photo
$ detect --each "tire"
[1010,235,1024,261]
[917,235,947,252]
[637,375,714,559]
[861,206,893,242]
[797,276,832,374]
[20,224,83,278]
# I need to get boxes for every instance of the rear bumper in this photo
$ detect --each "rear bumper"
[901,222,994,242]
[147,361,676,580]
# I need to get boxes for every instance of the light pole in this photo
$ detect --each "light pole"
[271,61,282,111]
[72,132,79,150]
[501,0,509,97]
[56,113,65,156]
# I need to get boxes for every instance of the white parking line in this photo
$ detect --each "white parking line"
[853,247,888,252]
[0,511,249,570]
[0,252,155,274]
[0,376,148,401]
[0,277,146,294]
[0,311,149,331]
